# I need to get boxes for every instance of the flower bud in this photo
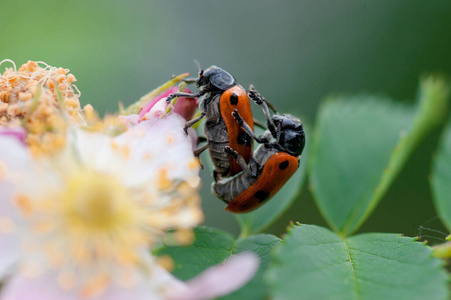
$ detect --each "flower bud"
[139,86,197,121]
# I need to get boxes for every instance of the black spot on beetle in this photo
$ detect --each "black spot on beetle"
[254,190,270,203]
[230,93,239,105]
[279,160,289,170]
[237,131,252,146]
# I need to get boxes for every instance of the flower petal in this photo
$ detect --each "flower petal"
[0,128,26,145]
[138,87,196,121]
[115,114,199,183]
[119,114,140,128]
[1,265,185,300]
[0,136,31,279]
[166,253,259,300]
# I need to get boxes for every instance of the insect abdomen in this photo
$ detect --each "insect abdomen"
[211,172,257,204]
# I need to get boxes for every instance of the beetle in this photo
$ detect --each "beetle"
[165,66,255,180]
[211,91,306,213]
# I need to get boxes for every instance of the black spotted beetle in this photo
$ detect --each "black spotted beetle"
[212,90,306,213]
[166,66,255,181]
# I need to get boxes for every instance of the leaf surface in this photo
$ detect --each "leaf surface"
[267,224,449,300]
[157,226,280,299]
[309,77,450,235]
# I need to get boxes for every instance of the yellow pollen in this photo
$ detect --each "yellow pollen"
[174,228,194,245]
[14,194,33,216]
[0,217,15,233]
[118,247,139,265]
[83,104,94,118]
[73,245,90,265]
[157,255,175,272]
[117,268,139,288]
[188,157,201,170]
[56,74,66,83]
[19,92,32,102]
[33,221,52,233]
[142,152,152,160]
[110,141,119,151]
[0,161,7,180]
[110,141,130,158]
[80,274,110,299]
[42,242,64,267]
[166,135,175,144]
[187,175,201,188]
[157,169,172,190]
[67,74,76,83]
[122,145,130,158]
[0,103,8,112]
[61,170,136,232]
[65,97,79,108]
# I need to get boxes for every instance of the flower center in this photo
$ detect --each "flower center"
[61,170,134,232]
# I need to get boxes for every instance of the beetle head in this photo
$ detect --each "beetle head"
[273,114,305,157]
[196,66,236,91]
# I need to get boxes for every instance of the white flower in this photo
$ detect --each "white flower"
[0,114,205,299]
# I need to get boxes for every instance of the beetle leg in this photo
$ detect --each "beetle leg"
[170,73,197,84]
[249,85,278,113]
[224,146,258,178]
[275,120,282,145]
[181,77,198,84]
[193,143,208,157]
[232,110,269,144]
[193,143,208,169]
[166,90,205,104]
[248,88,277,138]
[248,157,260,177]
[184,98,208,134]
[184,112,205,135]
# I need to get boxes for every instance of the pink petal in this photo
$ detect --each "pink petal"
[0,128,26,145]
[139,98,163,120]
[166,253,259,300]
[138,87,197,121]
[143,98,168,119]
[172,96,197,122]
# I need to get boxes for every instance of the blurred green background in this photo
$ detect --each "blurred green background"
[2,0,451,238]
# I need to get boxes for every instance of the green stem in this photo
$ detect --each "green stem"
[123,73,189,115]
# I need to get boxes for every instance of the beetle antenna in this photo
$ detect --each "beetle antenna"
[194,60,203,76]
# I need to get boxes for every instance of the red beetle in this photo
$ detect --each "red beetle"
[212,91,305,213]
[166,66,255,180]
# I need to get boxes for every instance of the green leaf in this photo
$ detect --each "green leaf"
[309,77,450,236]
[267,224,449,300]
[156,226,280,299]
[431,121,451,231]
[236,122,311,236]
[156,226,234,280]
[219,234,280,300]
